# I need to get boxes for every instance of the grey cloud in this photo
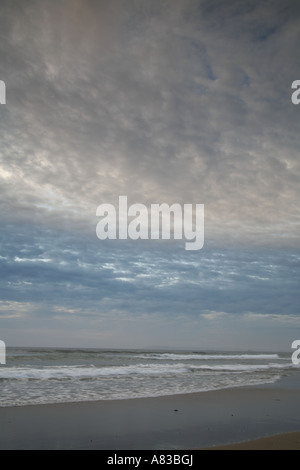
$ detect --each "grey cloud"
[0,217,298,317]
[0,0,299,348]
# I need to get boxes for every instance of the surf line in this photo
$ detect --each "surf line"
[96,196,204,251]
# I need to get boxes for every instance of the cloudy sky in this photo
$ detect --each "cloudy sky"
[0,0,299,351]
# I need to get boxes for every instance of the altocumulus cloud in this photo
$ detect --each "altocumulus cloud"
[0,0,299,350]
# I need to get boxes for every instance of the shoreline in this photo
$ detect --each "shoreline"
[0,372,300,450]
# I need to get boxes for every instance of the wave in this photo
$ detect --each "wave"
[0,361,291,381]
[136,353,280,361]
[190,363,291,372]
[0,363,188,380]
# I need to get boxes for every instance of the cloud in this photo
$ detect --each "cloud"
[0,1,299,239]
[200,311,231,321]
[244,312,300,325]
[0,0,299,349]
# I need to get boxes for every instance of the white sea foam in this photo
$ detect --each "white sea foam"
[137,353,280,360]
[0,348,293,407]
[0,363,188,380]
[0,361,291,381]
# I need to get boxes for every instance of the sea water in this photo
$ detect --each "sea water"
[0,348,295,407]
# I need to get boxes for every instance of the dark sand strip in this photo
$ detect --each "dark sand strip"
[0,374,300,449]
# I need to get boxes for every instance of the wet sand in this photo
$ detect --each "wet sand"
[0,373,300,449]
[202,431,300,450]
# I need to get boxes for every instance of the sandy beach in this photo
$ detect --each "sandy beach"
[203,431,300,450]
[0,373,299,450]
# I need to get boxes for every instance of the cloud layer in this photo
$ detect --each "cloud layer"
[0,0,299,349]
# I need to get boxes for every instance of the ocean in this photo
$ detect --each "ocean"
[0,347,295,407]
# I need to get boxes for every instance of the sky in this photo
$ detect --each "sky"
[0,0,299,351]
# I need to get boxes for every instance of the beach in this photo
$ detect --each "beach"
[0,373,299,450]
[203,432,300,450]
